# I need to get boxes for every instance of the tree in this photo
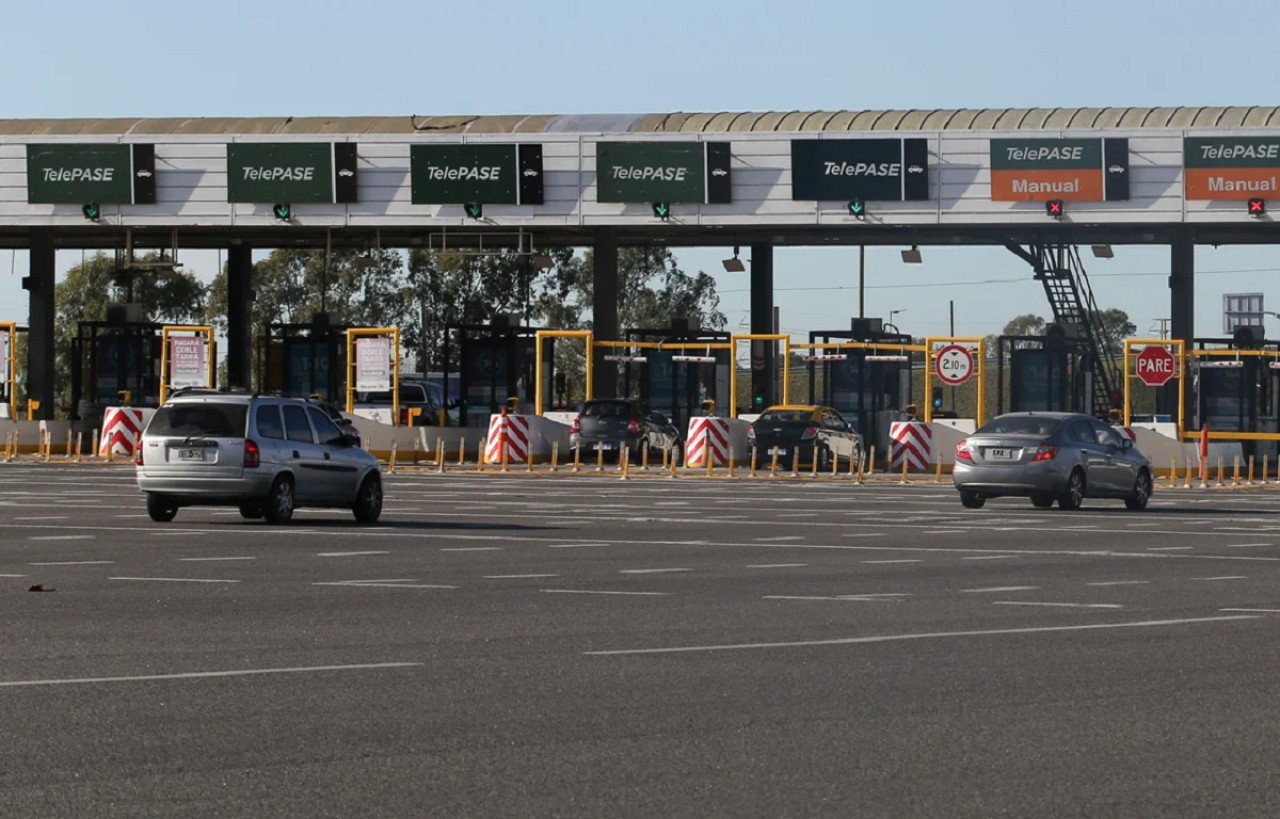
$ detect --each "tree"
[1097,308,1137,355]
[56,252,205,413]
[1001,313,1046,337]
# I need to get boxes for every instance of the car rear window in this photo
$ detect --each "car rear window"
[148,403,247,437]
[757,409,813,423]
[977,416,1064,436]
[582,401,634,418]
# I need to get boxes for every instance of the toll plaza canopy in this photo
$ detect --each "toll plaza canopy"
[4,106,1280,249]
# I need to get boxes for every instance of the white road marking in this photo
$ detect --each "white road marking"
[316,551,391,557]
[585,616,1257,655]
[765,593,909,602]
[993,601,1123,609]
[484,574,560,579]
[963,586,1039,593]
[1086,580,1150,587]
[180,557,257,562]
[746,563,808,568]
[1222,608,1280,614]
[28,535,94,541]
[1148,546,1193,551]
[313,581,458,589]
[841,533,886,538]
[619,568,691,574]
[540,589,669,596]
[1227,543,1272,548]
[921,530,966,535]
[0,662,423,688]
[778,513,819,518]
[28,560,113,566]
[1193,576,1247,581]
[547,543,606,549]
[862,559,923,564]
[755,536,804,542]
[14,516,69,521]
[110,577,240,584]
[0,574,28,578]
[440,547,503,552]
[963,555,1020,561]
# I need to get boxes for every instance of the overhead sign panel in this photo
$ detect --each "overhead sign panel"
[595,142,731,204]
[1185,137,1280,199]
[990,138,1129,202]
[226,143,355,204]
[790,139,929,201]
[26,144,156,205]
[410,144,543,205]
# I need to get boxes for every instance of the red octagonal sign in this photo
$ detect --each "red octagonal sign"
[1135,346,1178,387]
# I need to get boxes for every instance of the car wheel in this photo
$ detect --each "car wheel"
[1059,470,1085,511]
[818,445,832,472]
[238,503,264,520]
[1125,470,1152,511]
[960,490,986,509]
[146,493,177,523]
[263,477,295,525]
[1030,494,1055,508]
[352,473,383,524]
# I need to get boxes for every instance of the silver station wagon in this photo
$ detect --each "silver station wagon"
[136,389,382,524]
[952,411,1152,511]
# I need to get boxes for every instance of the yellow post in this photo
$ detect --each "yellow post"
[868,446,876,476]
[641,442,649,471]
[478,436,486,471]
[501,436,510,473]
[388,439,398,473]
[661,444,669,470]
[551,441,559,472]
[91,429,100,460]
[43,430,51,462]
[1264,454,1270,486]
[437,438,445,474]
[832,450,839,478]
[1217,455,1224,487]
[1170,458,1178,488]
[526,443,534,472]
[573,444,582,473]
[850,449,858,480]
[1247,455,1255,485]
[1185,456,1194,489]
[596,447,604,472]
[458,437,467,466]
[790,450,799,478]
[750,445,758,478]
[856,453,866,484]
[810,451,818,478]
[770,449,779,478]
[900,457,909,485]
[1232,455,1240,486]
[668,449,678,478]
[620,445,630,480]
[935,453,943,483]
[74,432,83,463]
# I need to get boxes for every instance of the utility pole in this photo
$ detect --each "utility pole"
[1152,318,1171,340]
[949,300,956,411]
[858,245,865,318]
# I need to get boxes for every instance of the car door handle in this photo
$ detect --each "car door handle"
[293,450,301,459]
[324,452,331,460]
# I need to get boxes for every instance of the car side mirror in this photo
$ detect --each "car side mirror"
[1120,438,1133,450]
[343,432,362,448]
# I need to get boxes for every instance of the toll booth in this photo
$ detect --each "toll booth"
[70,318,163,432]
[445,316,538,428]
[623,322,731,431]
[261,315,350,400]
[1191,330,1279,465]
[806,318,912,452]
[994,330,1094,415]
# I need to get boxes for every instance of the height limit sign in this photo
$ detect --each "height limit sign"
[935,344,975,386]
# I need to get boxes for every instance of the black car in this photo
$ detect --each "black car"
[746,405,864,470]
[569,400,683,462]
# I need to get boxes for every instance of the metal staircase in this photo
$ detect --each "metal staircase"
[1006,242,1121,412]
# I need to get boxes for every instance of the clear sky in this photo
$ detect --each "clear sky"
[3,0,1280,341]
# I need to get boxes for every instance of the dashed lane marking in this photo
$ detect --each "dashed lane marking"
[313,581,458,589]
[110,577,240,584]
[963,586,1039,593]
[619,568,692,574]
[963,555,1019,561]
[14,516,69,521]
[540,589,670,597]
[316,551,391,558]
[28,535,94,542]
[1222,608,1280,614]
[862,559,922,564]
[1193,576,1248,581]
[180,557,257,562]
[484,574,560,579]
[746,563,808,568]
[755,536,804,542]
[28,560,113,566]
[440,547,504,552]
[993,601,1124,609]
[1086,580,1151,587]
[0,662,424,688]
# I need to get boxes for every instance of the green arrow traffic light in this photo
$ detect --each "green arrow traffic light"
[464,202,483,219]
[847,198,865,218]
[272,203,292,220]
[652,202,671,220]
[82,202,100,221]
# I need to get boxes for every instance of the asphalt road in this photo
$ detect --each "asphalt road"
[3,464,1280,817]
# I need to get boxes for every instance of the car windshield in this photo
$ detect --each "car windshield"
[148,403,248,437]
[582,401,635,418]
[977,416,1063,436]
[757,409,813,423]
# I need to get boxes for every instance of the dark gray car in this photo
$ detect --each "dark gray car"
[569,400,683,462]
[952,412,1152,511]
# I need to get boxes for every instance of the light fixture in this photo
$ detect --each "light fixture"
[722,245,745,273]
[901,245,922,264]
[1090,244,1114,259]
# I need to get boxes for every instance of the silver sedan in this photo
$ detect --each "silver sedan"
[952,412,1152,511]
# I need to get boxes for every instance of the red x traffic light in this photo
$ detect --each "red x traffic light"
[1046,199,1064,218]
[1248,197,1266,216]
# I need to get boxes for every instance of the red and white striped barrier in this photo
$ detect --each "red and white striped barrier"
[685,417,730,467]
[890,421,932,471]
[100,407,147,457]
[486,413,531,463]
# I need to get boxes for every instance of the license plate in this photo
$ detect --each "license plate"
[594,442,616,451]
[769,447,788,456]
[986,448,1016,460]
[177,448,205,461]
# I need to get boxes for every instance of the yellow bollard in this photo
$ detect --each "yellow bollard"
[728,447,736,479]
[1231,455,1240,486]
[1185,456,1194,489]
[868,446,876,476]
[1216,455,1224,487]
[935,453,943,483]
[551,441,560,472]
[74,432,83,463]
[770,449,779,478]
[641,442,649,471]
[1248,455,1255,485]
[704,447,713,478]
[477,436,486,472]
[791,450,799,478]
[620,446,630,480]
[850,449,859,480]
[388,439,398,473]
[810,450,818,478]
[573,443,582,473]
[661,444,669,470]
[1264,454,1271,486]
[668,449,678,478]
[750,445,758,478]
[91,429,100,460]
[527,442,534,472]
[832,449,839,479]
[900,457,909,485]
[65,430,73,459]
[437,439,446,474]
[856,453,866,484]
[1169,458,1178,488]
[501,437,510,472]
[596,446,604,473]
[458,437,467,467]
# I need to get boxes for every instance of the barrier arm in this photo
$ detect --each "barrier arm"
[729,334,792,419]
[535,330,593,416]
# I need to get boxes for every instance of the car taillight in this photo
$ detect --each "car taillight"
[627,418,640,435]
[135,446,144,466]
[746,424,755,439]
[801,426,818,440]
[244,439,261,468]
[955,441,973,461]
[1032,442,1058,462]
[570,416,580,434]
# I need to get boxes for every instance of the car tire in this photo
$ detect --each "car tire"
[238,503,264,520]
[817,445,832,472]
[146,493,177,523]
[1125,470,1152,511]
[1030,494,1055,508]
[263,477,295,525]
[1059,470,1085,511]
[352,473,383,524]
[960,490,986,509]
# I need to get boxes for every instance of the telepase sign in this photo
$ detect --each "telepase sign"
[790,139,929,201]
[989,138,1129,201]
[410,144,544,205]
[26,144,157,205]
[226,143,358,203]
[595,142,731,204]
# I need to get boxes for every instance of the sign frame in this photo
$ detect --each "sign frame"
[226,142,356,204]
[26,143,156,205]
[409,143,543,205]
[595,141,731,205]
[789,138,929,202]
[989,138,1129,202]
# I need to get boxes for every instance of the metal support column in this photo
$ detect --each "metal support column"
[26,230,56,420]
[226,245,254,389]
[750,243,775,410]
[592,230,618,400]
[1166,231,1195,418]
